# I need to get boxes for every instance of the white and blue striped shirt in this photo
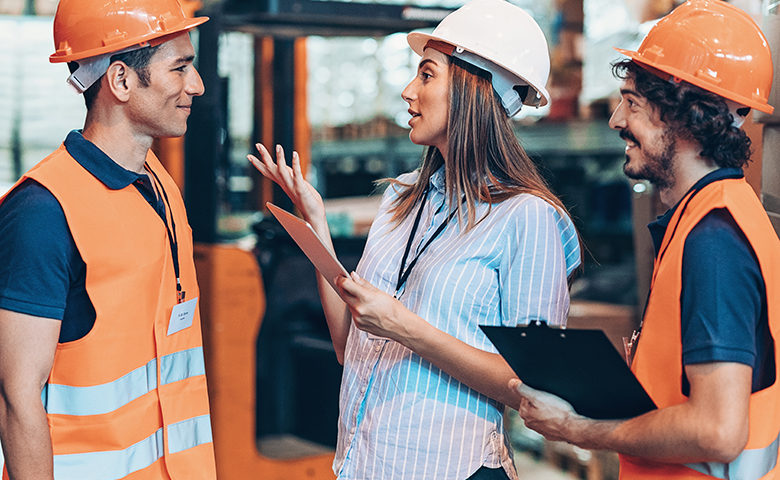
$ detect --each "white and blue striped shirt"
[334,167,581,480]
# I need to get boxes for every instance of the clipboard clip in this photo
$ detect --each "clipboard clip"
[523,320,567,338]
[622,329,640,365]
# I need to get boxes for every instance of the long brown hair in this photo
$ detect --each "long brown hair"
[385,56,571,231]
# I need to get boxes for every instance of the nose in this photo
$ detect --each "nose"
[608,100,626,130]
[187,67,205,97]
[401,78,417,104]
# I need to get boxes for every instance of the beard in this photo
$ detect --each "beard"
[621,127,676,190]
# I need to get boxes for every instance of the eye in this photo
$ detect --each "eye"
[419,71,432,80]
[173,65,188,73]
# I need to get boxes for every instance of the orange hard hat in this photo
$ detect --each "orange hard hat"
[49,0,208,64]
[615,0,774,114]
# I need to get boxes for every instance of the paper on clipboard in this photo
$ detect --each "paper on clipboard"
[266,202,349,292]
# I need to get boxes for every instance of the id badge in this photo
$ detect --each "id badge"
[168,297,198,336]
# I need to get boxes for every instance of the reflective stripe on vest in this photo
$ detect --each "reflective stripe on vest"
[685,432,779,480]
[52,414,213,480]
[43,347,206,416]
[168,414,213,454]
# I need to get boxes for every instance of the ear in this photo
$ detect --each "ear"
[104,61,132,103]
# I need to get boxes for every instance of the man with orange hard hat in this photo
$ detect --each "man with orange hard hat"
[0,1,216,478]
[508,0,779,478]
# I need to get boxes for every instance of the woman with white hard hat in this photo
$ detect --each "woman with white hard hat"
[249,0,581,478]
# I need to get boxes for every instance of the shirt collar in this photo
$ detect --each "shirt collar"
[429,165,446,194]
[63,130,146,190]
[647,167,744,254]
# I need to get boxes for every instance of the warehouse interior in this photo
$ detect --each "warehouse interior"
[0,0,778,478]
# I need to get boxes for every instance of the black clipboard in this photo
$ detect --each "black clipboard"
[481,322,656,419]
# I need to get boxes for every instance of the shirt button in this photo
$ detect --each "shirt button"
[374,344,381,352]
[350,427,356,435]
[360,386,366,393]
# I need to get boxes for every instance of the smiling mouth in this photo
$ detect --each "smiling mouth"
[619,129,639,148]
[408,111,420,127]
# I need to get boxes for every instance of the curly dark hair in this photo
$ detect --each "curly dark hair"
[611,59,752,168]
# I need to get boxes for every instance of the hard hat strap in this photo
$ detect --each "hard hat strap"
[422,39,542,117]
[66,43,150,94]
[725,99,749,129]
[451,47,532,116]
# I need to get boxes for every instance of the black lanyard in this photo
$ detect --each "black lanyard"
[395,189,461,298]
[145,163,185,304]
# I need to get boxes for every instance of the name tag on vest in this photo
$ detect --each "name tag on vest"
[168,297,198,335]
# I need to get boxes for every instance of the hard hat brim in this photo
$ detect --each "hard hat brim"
[408,30,550,108]
[613,47,774,115]
[50,16,209,64]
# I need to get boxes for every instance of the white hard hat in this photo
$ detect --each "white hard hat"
[407,0,551,116]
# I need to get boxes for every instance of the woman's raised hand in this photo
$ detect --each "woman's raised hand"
[247,143,326,226]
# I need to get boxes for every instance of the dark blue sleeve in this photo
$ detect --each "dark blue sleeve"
[680,208,763,370]
[0,179,76,320]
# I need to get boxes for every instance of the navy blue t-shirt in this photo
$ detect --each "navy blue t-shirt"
[647,168,774,393]
[0,130,166,342]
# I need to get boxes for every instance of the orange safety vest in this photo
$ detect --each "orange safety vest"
[620,178,780,479]
[0,145,216,479]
